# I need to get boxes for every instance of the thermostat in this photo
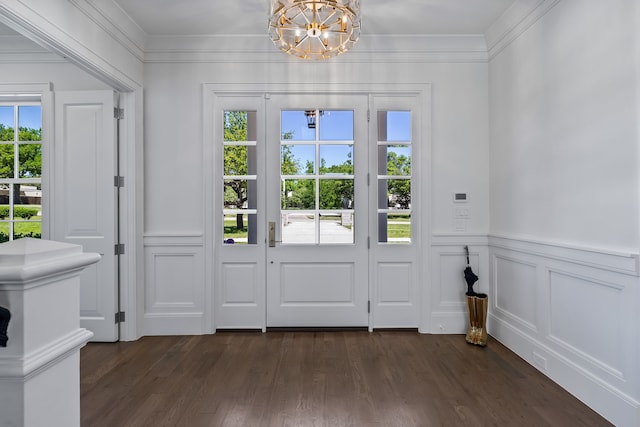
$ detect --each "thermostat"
[453,192,468,203]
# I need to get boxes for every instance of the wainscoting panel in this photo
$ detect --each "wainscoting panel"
[430,235,489,334]
[493,255,537,333]
[548,270,624,379]
[488,235,640,427]
[143,235,206,335]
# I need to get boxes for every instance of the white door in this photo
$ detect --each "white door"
[265,94,369,327]
[213,90,423,330]
[53,90,118,342]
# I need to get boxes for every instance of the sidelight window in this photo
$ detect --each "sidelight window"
[377,111,412,244]
[223,111,258,244]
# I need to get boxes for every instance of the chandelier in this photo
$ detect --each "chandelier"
[268,0,361,60]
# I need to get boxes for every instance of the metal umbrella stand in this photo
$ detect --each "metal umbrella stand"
[463,246,488,346]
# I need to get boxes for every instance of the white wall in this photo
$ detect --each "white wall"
[489,1,640,425]
[0,61,111,91]
[143,61,490,235]
[490,1,639,250]
[142,56,491,334]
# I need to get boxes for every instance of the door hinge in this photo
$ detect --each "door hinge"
[368,300,371,313]
[367,109,370,122]
[114,107,124,120]
[114,176,125,187]
[367,173,370,186]
[367,236,370,249]
[115,311,125,324]
[115,243,125,255]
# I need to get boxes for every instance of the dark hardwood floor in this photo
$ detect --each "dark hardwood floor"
[81,331,612,426]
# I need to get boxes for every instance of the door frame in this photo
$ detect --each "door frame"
[204,83,432,333]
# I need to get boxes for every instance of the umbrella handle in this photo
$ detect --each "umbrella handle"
[464,245,470,265]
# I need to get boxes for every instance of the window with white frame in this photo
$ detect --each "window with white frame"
[0,100,42,242]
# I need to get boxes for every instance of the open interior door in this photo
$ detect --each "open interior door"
[53,90,118,342]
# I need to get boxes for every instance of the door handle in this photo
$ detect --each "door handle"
[268,221,276,247]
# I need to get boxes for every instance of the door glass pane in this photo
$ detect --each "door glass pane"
[281,109,355,245]
[319,179,353,209]
[378,110,412,244]
[320,213,353,244]
[223,110,258,245]
[282,144,315,175]
[320,144,353,175]
[281,213,316,244]
[281,110,315,140]
[378,111,411,141]
[378,212,411,244]
[281,179,315,209]
[319,110,353,140]
[385,145,411,176]
[387,179,411,209]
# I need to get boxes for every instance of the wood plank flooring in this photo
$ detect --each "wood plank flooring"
[80,331,612,426]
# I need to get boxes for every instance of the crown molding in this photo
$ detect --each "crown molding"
[143,34,488,64]
[485,0,562,59]
[0,0,563,66]
[69,0,145,62]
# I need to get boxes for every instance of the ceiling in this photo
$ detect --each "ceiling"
[111,0,518,37]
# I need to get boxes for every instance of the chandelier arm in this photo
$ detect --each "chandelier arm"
[298,5,312,26]
[319,9,338,27]
[295,34,310,47]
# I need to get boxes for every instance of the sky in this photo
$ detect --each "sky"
[281,110,411,173]
[0,105,42,130]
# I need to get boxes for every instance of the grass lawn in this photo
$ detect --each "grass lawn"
[387,222,411,239]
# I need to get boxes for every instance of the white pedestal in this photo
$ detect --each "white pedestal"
[0,238,100,427]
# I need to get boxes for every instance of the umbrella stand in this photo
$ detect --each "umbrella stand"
[463,245,488,346]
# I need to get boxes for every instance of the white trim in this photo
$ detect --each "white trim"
[485,0,562,60]
[0,328,93,380]
[118,90,143,342]
[489,234,640,276]
[203,83,432,332]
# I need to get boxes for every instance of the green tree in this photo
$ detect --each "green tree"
[318,153,353,209]
[223,112,249,229]
[19,143,42,177]
[0,126,41,179]
[387,150,411,208]
[0,124,13,141]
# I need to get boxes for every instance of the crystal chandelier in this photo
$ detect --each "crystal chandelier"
[269,0,361,60]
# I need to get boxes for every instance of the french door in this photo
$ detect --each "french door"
[265,94,369,327]
[213,89,421,330]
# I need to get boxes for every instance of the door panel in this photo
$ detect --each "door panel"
[266,94,369,327]
[369,96,421,328]
[54,90,118,342]
[216,96,266,329]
